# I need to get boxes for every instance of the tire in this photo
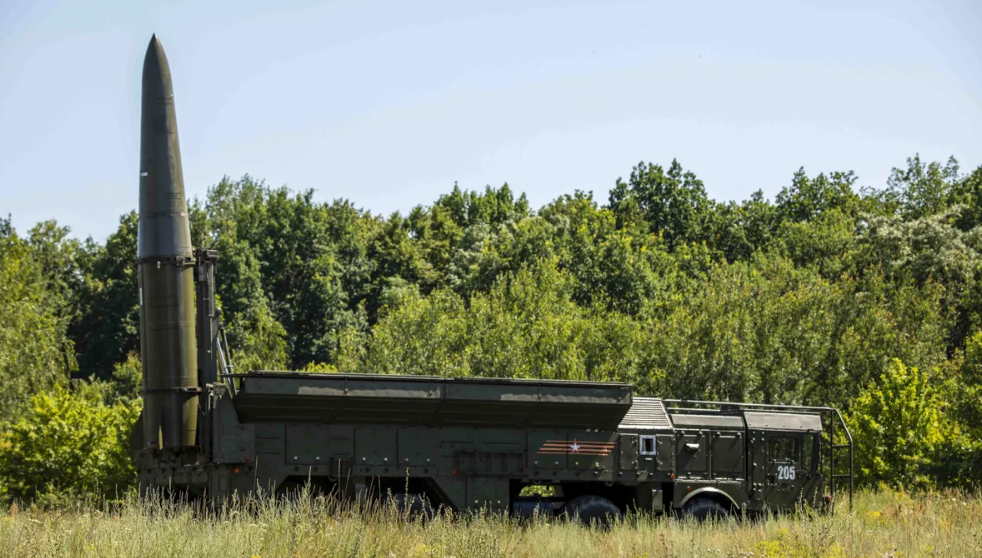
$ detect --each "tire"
[562,495,623,527]
[682,496,730,521]
[384,492,435,520]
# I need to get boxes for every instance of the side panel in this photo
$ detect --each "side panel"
[656,434,675,472]
[329,425,355,459]
[254,422,285,490]
[398,428,437,467]
[355,426,397,467]
[567,431,617,472]
[211,396,255,463]
[286,424,330,465]
[799,433,824,507]
[619,434,639,471]
[528,429,568,469]
[711,432,745,480]
[764,432,804,509]
[676,432,708,479]
[430,476,467,510]
[749,430,766,505]
[466,477,510,512]
[457,450,524,476]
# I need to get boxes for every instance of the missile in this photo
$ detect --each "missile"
[138,34,198,449]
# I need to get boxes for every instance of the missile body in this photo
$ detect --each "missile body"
[138,35,198,449]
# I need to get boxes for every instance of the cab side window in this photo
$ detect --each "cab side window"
[769,437,797,461]
[803,434,817,472]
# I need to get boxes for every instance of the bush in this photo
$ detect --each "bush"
[847,359,950,488]
[0,384,139,504]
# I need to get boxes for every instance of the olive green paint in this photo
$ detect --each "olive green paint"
[137,35,198,449]
[131,34,854,516]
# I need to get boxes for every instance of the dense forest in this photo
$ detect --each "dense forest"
[2,155,981,502]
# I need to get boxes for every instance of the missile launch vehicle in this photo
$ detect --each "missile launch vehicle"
[133,35,854,521]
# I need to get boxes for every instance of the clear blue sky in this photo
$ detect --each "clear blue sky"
[1,0,980,241]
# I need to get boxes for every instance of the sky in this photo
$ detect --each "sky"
[1,0,980,242]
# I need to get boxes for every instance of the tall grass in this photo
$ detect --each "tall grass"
[1,489,979,557]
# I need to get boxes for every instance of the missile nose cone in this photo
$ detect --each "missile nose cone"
[142,34,172,101]
[138,32,191,259]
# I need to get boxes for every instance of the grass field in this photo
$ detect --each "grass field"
[1,490,980,557]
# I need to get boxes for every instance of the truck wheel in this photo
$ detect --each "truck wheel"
[562,495,622,527]
[682,497,730,521]
[384,492,435,520]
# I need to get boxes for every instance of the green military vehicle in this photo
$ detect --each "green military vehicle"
[136,370,854,520]
[133,35,853,521]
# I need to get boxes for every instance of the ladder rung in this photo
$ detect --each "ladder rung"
[831,474,852,478]
[832,444,851,449]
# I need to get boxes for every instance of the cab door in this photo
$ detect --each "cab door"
[798,433,824,508]
[764,432,803,510]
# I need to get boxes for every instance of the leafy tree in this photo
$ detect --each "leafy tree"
[208,224,288,372]
[958,333,982,433]
[11,151,982,495]
[846,359,949,488]
[535,192,680,314]
[879,155,961,219]
[69,212,140,380]
[954,165,982,230]
[711,191,780,262]
[109,353,143,403]
[860,206,982,349]
[0,221,74,419]
[198,177,371,369]
[0,385,139,503]
[434,183,530,229]
[609,160,711,249]
[342,259,644,383]
[25,220,84,318]
[773,209,857,277]
[775,169,860,223]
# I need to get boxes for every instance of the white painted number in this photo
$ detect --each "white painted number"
[777,465,796,480]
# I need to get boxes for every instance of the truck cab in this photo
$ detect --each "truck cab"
[617,398,852,516]
[745,412,824,511]
[659,401,851,515]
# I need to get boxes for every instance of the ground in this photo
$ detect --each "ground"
[1,490,979,557]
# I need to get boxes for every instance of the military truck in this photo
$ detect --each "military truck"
[133,35,853,521]
[136,370,854,520]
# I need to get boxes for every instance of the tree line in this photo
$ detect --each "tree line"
[1,154,981,502]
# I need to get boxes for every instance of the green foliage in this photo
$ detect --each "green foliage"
[199,177,370,369]
[108,353,142,403]
[775,169,861,223]
[68,212,140,380]
[645,256,946,405]
[609,159,711,249]
[6,154,982,496]
[930,333,982,487]
[341,258,651,384]
[0,220,74,419]
[0,385,139,503]
[880,155,961,219]
[846,359,950,488]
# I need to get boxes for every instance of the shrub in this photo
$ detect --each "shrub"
[847,359,950,488]
[0,384,139,504]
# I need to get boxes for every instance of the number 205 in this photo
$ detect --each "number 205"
[777,465,796,480]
